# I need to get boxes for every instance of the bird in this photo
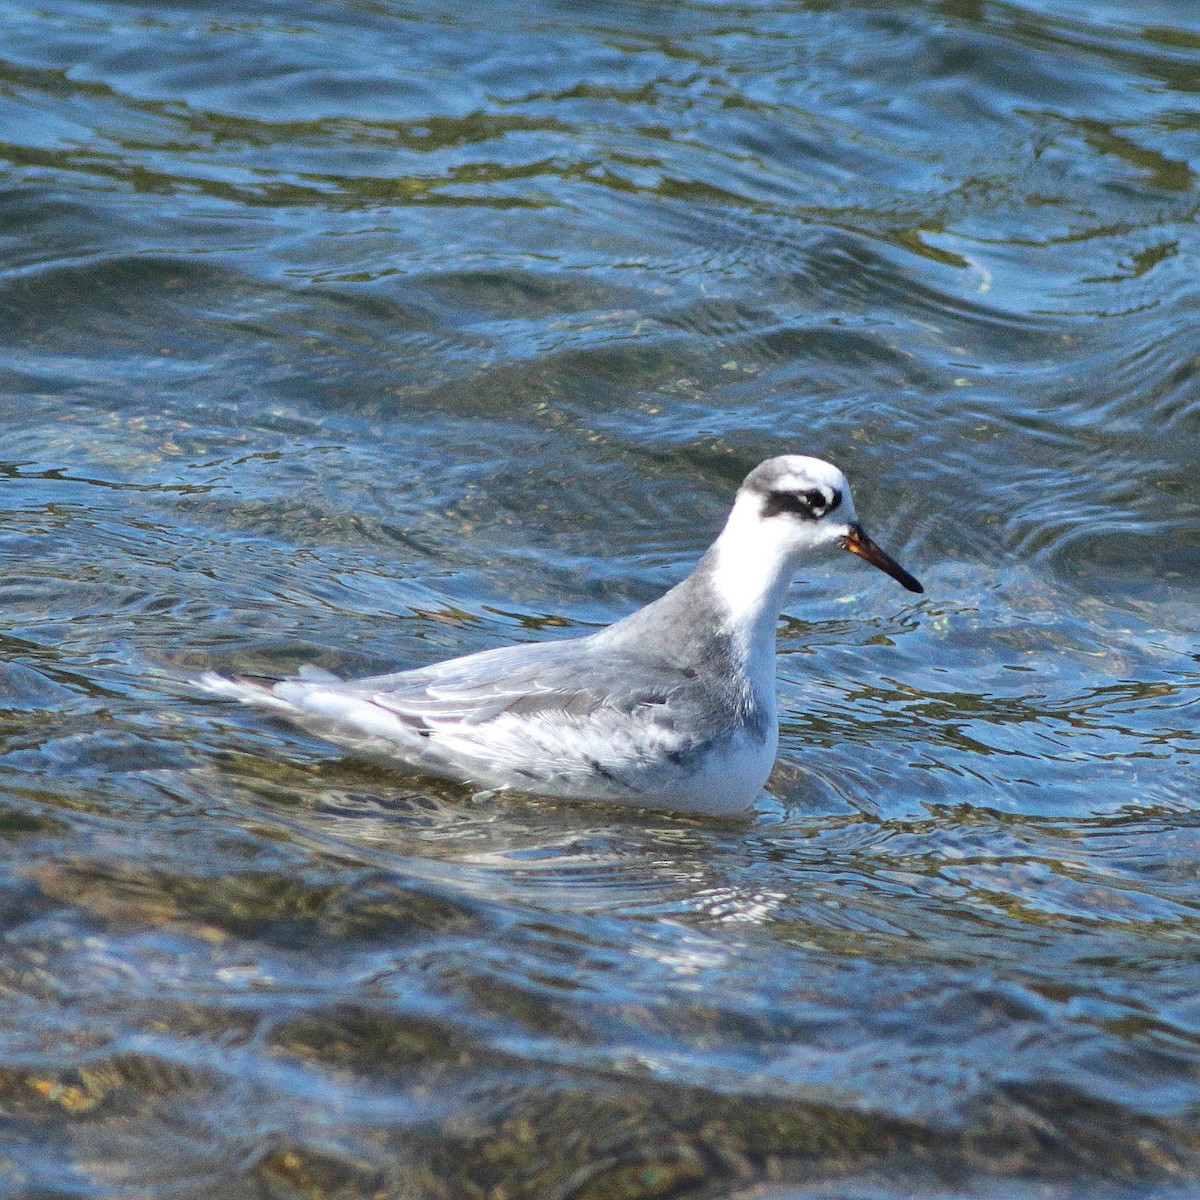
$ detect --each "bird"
[199,456,922,816]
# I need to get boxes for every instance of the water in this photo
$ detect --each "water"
[1,0,1198,1195]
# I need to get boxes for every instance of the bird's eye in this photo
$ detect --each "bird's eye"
[804,487,842,516]
[760,485,842,520]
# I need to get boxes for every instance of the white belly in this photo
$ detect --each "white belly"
[653,729,778,816]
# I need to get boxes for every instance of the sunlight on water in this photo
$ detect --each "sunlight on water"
[0,0,1197,1195]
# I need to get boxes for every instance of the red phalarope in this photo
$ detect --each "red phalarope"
[200,456,922,815]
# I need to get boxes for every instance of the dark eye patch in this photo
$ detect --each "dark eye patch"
[761,486,842,520]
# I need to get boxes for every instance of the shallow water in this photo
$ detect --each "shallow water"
[1,0,1198,1196]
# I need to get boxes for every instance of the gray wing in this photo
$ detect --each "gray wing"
[345,636,702,729]
[200,632,759,797]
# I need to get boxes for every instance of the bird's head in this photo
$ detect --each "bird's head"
[733,455,923,593]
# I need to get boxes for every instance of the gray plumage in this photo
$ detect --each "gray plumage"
[199,455,921,815]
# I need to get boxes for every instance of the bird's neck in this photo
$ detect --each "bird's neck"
[703,503,801,672]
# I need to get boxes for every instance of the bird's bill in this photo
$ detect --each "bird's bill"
[840,524,924,593]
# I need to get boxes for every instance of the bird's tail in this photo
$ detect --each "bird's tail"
[196,671,299,712]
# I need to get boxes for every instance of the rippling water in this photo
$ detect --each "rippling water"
[1,0,1198,1195]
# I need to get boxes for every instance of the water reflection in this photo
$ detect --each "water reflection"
[1,0,1198,1194]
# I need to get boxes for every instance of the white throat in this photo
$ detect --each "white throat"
[706,492,815,669]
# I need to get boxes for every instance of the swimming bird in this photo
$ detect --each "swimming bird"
[199,456,922,816]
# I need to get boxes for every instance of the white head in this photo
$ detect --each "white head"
[710,455,922,632]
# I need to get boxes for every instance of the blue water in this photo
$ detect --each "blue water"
[1,0,1198,1195]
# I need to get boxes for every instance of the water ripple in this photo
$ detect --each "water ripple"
[1,0,1199,1194]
